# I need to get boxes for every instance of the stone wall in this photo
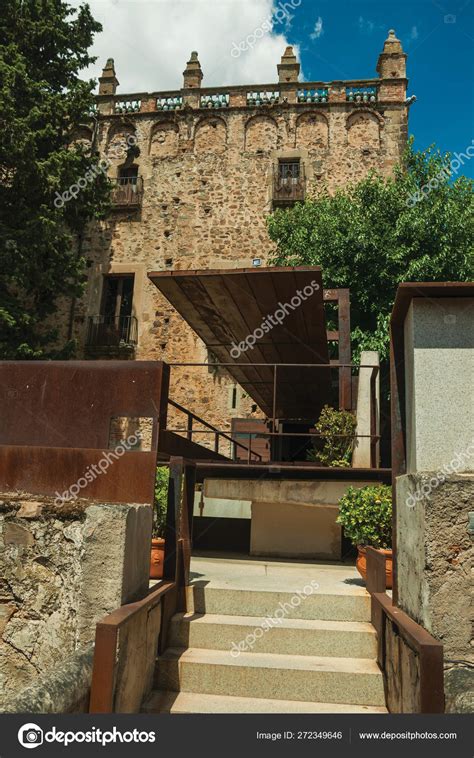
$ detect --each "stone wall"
[396,474,474,713]
[53,38,409,433]
[0,492,152,710]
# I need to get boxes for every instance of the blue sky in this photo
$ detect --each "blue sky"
[79,0,474,178]
[286,0,474,177]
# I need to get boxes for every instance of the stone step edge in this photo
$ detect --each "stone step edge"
[170,612,376,634]
[158,646,383,674]
[143,690,388,714]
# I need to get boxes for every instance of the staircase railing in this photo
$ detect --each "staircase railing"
[366,547,444,713]
[89,457,196,713]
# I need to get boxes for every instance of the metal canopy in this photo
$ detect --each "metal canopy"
[149,266,331,419]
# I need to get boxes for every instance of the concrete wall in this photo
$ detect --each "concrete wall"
[0,493,152,711]
[352,350,380,468]
[397,295,474,712]
[404,298,474,473]
[396,474,474,712]
[204,478,375,560]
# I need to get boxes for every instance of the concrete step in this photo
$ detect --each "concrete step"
[155,647,386,706]
[169,612,377,659]
[143,690,388,714]
[187,584,371,622]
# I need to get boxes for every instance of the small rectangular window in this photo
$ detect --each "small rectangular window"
[118,165,138,185]
[278,158,300,183]
[101,274,134,321]
[273,159,305,208]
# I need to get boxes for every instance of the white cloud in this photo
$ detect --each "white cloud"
[310,16,323,40]
[358,16,375,34]
[410,25,419,40]
[358,16,386,35]
[69,0,304,93]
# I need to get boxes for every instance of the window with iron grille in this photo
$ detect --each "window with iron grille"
[278,159,300,182]
[273,159,305,208]
[118,165,138,185]
[86,275,137,348]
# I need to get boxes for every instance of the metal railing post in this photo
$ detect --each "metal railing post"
[187,414,193,441]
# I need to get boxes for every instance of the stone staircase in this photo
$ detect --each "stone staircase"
[143,560,387,713]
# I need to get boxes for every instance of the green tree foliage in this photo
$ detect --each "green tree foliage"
[0,0,110,359]
[268,141,474,362]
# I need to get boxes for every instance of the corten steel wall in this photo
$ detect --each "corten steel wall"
[0,361,169,710]
[0,361,169,503]
[54,39,409,430]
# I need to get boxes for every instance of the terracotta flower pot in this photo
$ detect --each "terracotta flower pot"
[150,537,165,579]
[356,546,393,589]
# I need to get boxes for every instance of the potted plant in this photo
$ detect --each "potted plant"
[336,484,393,587]
[150,466,169,579]
[307,405,357,467]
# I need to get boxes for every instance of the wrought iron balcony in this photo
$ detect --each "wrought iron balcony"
[273,164,306,207]
[86,315,138,350]
[110,176,143,208]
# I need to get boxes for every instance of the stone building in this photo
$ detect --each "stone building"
[67,30,409,432]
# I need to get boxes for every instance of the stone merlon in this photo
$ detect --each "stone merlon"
[376,29,407,80]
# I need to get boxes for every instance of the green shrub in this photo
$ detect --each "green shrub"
[307,405,356,467]
[336,484,392,548]
[153,467,169,538]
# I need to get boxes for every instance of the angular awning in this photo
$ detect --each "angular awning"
[148,266,332,419]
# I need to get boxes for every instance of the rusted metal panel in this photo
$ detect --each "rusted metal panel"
[194,461,391,483]
[325,288,351,410]
[89,581,174,713]
[371,592,444,713]
[231,418,271,462]
[158,430,229,462]
[0,361,170,505]
[0,361,168,449]
[148,267,332,417]
[0,445,157,504]
[390,281,474,327]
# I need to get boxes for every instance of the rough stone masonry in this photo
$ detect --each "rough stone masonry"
[0,492,151,708]
[58,31,409,432]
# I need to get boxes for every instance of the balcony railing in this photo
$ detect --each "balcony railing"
[115,99,141,113]
[102,80,386,115]
[247,90,280,106]
[273,164,306,206]
[346,87,377,104]
[297,88,329,103]
[110,176,143,208]
[156,95,182,111]
[200,93,230,109]
[86,315,138,349]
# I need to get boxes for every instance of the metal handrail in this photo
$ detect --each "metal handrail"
[167,361,381,467]
[110,176,143,206]
[86,314,138,347]
[168,398,262,462]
